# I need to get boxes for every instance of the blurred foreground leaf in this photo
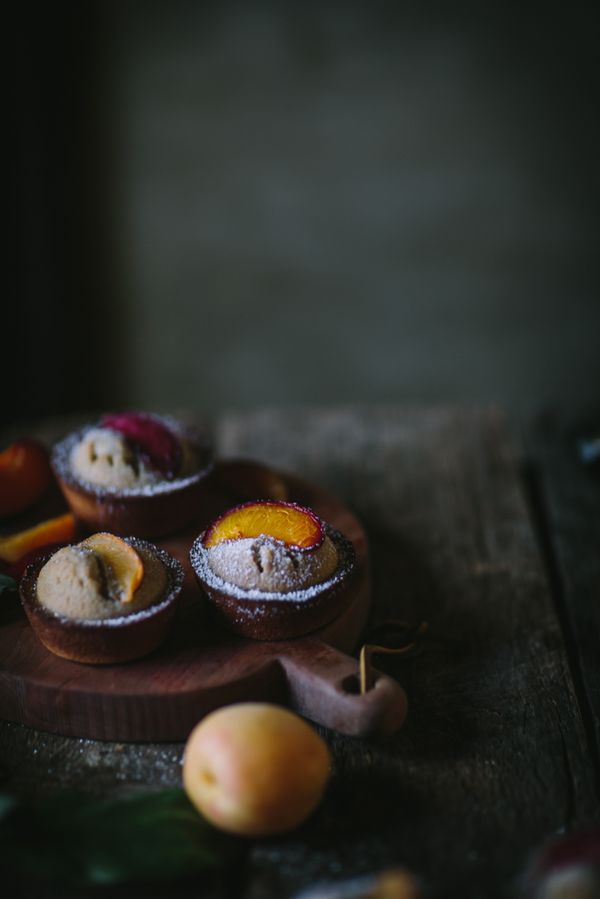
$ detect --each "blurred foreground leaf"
[0,788,242,886]
[0,573,17,595]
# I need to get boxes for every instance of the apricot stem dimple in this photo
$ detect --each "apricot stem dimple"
[201,769,216,787]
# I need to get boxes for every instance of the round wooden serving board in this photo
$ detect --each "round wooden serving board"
[0,461,407,741]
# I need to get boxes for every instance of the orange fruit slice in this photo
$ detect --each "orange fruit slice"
[81,533,144,604]
[0,513,76,564]
[203,501,324,551]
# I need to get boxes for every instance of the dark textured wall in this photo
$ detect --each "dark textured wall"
[14,1,600,423]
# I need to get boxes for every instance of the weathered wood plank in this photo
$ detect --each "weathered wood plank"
[526,415,600,780]
[1,407,597,899]
[216,406,599,899]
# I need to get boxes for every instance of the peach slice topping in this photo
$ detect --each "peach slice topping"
[202,501,324,551]
[0,513,76,564]
[80,533,144,604]
[100,413,182,479]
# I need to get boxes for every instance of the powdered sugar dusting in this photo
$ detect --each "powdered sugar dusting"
[27,537,184,628]
[190,524,355,605]
[206,534,338,593]
[52,416,212,498]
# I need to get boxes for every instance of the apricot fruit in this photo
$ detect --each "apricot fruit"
[0,513,76,565]
[0,439,51,518]
[182,703,331,836]
[101,412,182,479]
[80,532,144,603]
[202,501,324,551]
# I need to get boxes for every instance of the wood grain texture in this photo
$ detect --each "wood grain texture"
[217,407,599,898]
[1,407,598,899]
[526,415,600,783]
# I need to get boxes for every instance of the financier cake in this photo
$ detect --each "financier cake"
[190,501,356,640]
[52,412,213,537]
[20,533,184,663]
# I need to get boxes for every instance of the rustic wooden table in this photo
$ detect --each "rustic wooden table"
[1,407,598,898]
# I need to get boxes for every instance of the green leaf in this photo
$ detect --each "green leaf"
[0,789,242,886]
[0,573,17,596]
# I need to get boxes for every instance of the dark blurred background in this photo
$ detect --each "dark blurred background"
[12,0,600,427]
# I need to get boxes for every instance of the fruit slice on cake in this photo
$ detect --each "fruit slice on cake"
[0,514,76,566]
[202,501,324,551]
[80,532,144,604]
[100,413,182,479]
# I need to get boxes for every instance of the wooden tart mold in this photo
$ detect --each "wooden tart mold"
[190,523,357,640]
[19,538,184,664]
[51,416,213,538]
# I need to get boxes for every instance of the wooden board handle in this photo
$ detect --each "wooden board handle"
[279,639,407,737]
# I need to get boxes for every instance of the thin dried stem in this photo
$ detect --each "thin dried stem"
[359,621,428,694]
